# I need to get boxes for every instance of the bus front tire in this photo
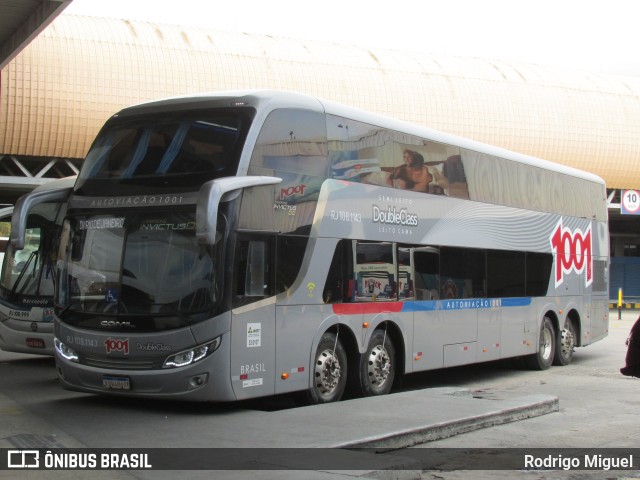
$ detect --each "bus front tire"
[358,329,396,397]
[305,332,347,404]
[525,316,556,370]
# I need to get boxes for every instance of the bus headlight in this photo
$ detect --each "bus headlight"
[54,338,79,362]
[163,337,221,369]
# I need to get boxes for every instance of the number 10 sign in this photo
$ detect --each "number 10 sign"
[621,189,640,215]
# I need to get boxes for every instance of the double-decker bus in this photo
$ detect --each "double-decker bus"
[37,91,607,402]
[1,177,74,355]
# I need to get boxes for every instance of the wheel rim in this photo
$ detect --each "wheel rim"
[315,348,341,396]
[560,326,575,359]
[540,326,553,361]
[367,344,391,387]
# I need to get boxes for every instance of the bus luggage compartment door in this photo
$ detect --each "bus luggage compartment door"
[443,342,477,367]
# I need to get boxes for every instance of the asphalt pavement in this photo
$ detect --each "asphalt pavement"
[1,310,638,480]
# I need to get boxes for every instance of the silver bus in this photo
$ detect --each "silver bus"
[0,207,11,269]
[18,91,607,401]
[1,177,74,355]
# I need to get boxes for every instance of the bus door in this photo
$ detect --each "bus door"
[230,236,276,400]
[411,247,446,370]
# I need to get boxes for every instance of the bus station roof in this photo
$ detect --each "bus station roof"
[0,0,71,70]
[1,10,640,195]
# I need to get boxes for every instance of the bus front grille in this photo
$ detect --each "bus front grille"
[82,356,161,370]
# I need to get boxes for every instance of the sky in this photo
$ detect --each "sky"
[64,0,640,77]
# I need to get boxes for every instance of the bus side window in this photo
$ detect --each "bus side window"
[440,247,486,299]
[234,234,308,307]
[323,240,354,304]
[526,252,553,296]
[245,240,267,296]
[276,235,308,294]
[353,241,396,302]
[234,235,275,306]
[487,250,525,297]
[413,249,440,300]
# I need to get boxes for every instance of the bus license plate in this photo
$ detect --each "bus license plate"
[102,375,131,390]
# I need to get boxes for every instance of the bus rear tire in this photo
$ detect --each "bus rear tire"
[525,316,556,370]
[553,319,576,366]
[358,329,396,397]
[304,332,347,404]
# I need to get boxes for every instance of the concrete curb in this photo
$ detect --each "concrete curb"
[334,393,559,450]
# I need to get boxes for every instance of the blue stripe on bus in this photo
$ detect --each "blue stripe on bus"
[411,297,532,312]
[333,297,533,315]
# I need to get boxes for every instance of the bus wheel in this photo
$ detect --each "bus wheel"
[308,332,347,404]
[553,319,576,366]
[525,316,556,370]
[359,329,396,396]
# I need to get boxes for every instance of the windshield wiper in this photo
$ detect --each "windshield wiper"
[56,300,83,319]
[9,251,38,300]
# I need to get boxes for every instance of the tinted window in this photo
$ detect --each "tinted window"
[277,235,309,293]
[323,240,354,304]
[327,114,469,199]
[232,233,308,307]
[354,242,396,301]
[77,110,250,195]
[526,252,553,296]
[249,109,328,177]
[487,250,525,297]
[243,108,327,234]
[413,248,440,300]
[440,248,485,299]
[233,234,274,307]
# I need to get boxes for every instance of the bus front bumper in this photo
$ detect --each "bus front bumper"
[0,318,54,355]
[54,334,236,402]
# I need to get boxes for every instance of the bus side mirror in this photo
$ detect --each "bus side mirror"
[196,176,281,245]
[10,178,74,250]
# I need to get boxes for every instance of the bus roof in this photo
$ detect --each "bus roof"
[112,90,605,188]
[31,176,77,193]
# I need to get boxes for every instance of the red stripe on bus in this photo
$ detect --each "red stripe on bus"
[332,303,404,315]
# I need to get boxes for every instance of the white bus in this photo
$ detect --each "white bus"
[18,91,607,402]
[1,177,75,355]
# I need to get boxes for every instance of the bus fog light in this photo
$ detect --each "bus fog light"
[188,373,209,390]
[54,338,79,362]
[163,337,221,369]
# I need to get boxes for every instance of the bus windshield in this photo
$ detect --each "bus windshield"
[75,111,251,195]
[56,211,221,321]
[1,203,60,301]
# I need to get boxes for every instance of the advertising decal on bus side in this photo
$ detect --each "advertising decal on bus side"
[550,219,592,287]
